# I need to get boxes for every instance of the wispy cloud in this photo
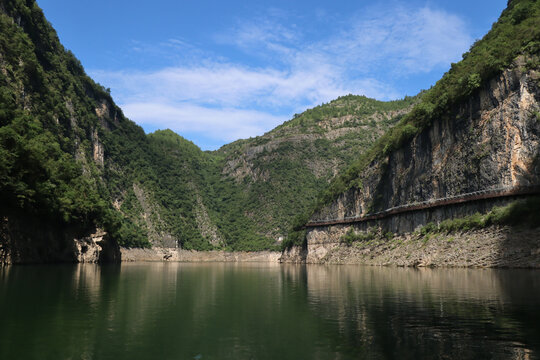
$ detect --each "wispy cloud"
[122,102,287,143]
[325,6,472,74]
[90,3,472,150]
[92,65,395,109]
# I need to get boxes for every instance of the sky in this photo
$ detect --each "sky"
[37,0,507,150]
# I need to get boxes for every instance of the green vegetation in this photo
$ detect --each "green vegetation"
[281,228,307,250]
[341,228,377,245]
[275,94,417,133]
[221,94,416,250]
[339,228,393,246]
[0,0,147,247]
[418,197,540,236]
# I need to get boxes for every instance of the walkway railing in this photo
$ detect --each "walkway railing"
[305,185,540,227]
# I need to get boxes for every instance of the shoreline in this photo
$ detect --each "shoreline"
[120,247,282,263]
[3,225,538,268]
[281,225,540,268]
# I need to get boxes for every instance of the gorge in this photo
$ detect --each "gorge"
[0,0,539,267]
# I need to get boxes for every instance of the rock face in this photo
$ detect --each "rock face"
[282,225,540,268]
[313,60,540,230]
[73,228,120,263]
[297,59,540,265]
[0,216,120,265]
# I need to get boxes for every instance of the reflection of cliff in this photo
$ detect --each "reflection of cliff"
[0,263,325,359]
[304,265,540,359]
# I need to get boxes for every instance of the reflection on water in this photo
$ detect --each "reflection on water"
[0,263,539,359]
[305,266,540,359]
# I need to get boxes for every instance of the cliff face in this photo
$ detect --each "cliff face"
[311,59,540,231]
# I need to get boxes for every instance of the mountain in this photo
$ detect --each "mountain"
[282,0,540,265]
[0,0,416,263]
[208,95,416,247]
[3,0,537,265]
[110,94,418,252]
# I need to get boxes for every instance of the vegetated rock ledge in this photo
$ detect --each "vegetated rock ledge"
[280,225,540,268]
[121,247,281,263]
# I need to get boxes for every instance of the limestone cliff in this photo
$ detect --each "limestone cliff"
[311,58,540,231]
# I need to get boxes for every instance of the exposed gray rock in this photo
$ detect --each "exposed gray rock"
[312,60,540,232]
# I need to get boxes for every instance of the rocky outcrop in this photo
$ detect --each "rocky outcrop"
[313,59,540,231]
[73,228,120,263]
[91,128,104,167]
[0,215,120,265]
[279,244,308,264]
[132,183,177,247]
[193,191,224,247]
[281,225,540,267]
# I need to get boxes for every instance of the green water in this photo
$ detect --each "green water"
[0,263,539,360]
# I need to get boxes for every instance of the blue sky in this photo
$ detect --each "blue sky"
[37,0,507,150]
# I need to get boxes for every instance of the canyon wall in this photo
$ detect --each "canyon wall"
[284,59,540,266]
[313,59,540,228]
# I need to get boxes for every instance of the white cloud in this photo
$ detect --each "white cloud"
[92,65,397,144]
[122,102,287,142]
[93,64,395,107]
[325,6,472,74]
[221,5,471,76]
[91,3,472,149]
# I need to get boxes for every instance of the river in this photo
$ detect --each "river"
[1,263,539,359]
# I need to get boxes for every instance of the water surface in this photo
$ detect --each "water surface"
[0,263,539,359]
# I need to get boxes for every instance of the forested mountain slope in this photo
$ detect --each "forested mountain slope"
[0,0,147,262]
[207,95,416,249]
